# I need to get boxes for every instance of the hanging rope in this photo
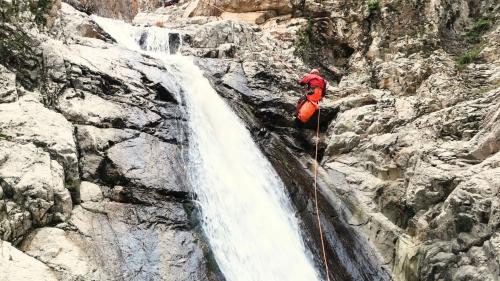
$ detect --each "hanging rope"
[313,107,331,281]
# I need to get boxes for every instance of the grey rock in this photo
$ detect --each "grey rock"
[21,201,210,281]
[0,65,17,103]
[0,141,72,242]
[2,0,499,280]
[79,181,103,202]
[105,133,187,192]
[0,241,58,281]
[0,95,79,186]
[58,89,162,129]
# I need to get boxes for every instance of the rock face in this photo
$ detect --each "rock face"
[64,0,161,21]
[133,0,499,280]
[0,241,58,281]
[186,0,293,17]
[1,0,499,280]
[0,2,215,280]
[21,201,207,281]
[0,65,17,103]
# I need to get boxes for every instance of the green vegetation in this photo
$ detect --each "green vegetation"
[456,18,493,69]
[294,18,345,79]
[0,131,12,141]
[294,19,316,62]
[456,47,482,68]
[0,0,24,22]
[29,0,53,26]
[467,18,492,43]
[0,0,54,26]
[367,0,379,12]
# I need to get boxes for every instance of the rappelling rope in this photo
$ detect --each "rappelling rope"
[313,107,331,281]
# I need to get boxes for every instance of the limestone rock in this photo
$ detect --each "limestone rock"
[220,11,276,25]
[21,227,95,278]
[1,0,499,280]
[324,132,360,156]
[20,200,211,280]
[0,241,57,281]
[0,95,79,185]
[187,0,292,17]
[65,0,161,21]
[76,125,138,180]
[79,181,103,202]
[0,141,72,242]
[58,89,162,129]
[55,2,114,41]
[64,203,209,281]
[0,65,17,103]
[105,133,187,192]
[469,97,500,160]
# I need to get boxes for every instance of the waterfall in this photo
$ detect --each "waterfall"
[93,17,321,281]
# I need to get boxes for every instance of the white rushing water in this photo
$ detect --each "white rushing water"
[94,17,321,281]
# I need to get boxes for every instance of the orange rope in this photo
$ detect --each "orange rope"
[313,107,331,281]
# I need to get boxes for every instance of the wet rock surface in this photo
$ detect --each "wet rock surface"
[1,0,499,280]
[137,0,499,280]
[0,2,214,280]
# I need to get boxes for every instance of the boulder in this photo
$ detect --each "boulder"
[79,181,103,202]
[0,141,72,242]
[0,95,79,185]
[105,133,187,192]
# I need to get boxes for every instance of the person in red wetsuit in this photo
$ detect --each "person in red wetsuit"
[298,68,327,102]
[295,68,327,122]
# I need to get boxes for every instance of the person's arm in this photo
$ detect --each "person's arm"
[298,75,310,86]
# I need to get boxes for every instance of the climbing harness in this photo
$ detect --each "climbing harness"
[313,107,331,281]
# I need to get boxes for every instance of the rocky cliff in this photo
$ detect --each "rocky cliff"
[1,1,216,280]
[0,0,499,280]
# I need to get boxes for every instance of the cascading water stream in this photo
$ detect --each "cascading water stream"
[94,17,321,281]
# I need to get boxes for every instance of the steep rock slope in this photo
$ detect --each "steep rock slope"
[0,2,216,280]
[0,0,498,280]
[134,0,500,280]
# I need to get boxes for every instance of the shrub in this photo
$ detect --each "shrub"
[0,131,12,140]
[456,47,482,68]
[367,0,379,12]
[294,19,315,61]
[472,19,492,33]
[467,18,492,42]
[29,0,54,26]
[81,1,96,15]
